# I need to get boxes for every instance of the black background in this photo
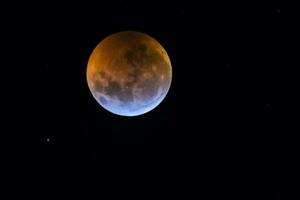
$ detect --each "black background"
[6,0,294,199]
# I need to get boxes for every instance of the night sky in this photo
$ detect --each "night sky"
[15,0,292,199]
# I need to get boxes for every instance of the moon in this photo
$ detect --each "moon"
[86,31,172,116]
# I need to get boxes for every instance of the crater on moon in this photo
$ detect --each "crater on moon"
[86,31,172,116]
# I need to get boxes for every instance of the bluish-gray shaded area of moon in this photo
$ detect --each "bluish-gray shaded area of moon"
[93,86,168,116]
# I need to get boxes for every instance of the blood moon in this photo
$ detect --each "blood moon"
[86,31,172,116]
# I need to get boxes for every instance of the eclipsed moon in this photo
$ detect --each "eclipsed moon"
[86,31,172,116]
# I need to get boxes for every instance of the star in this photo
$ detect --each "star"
[45,137,52,143]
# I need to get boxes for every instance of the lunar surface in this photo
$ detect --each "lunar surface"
[86,31,172,116]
